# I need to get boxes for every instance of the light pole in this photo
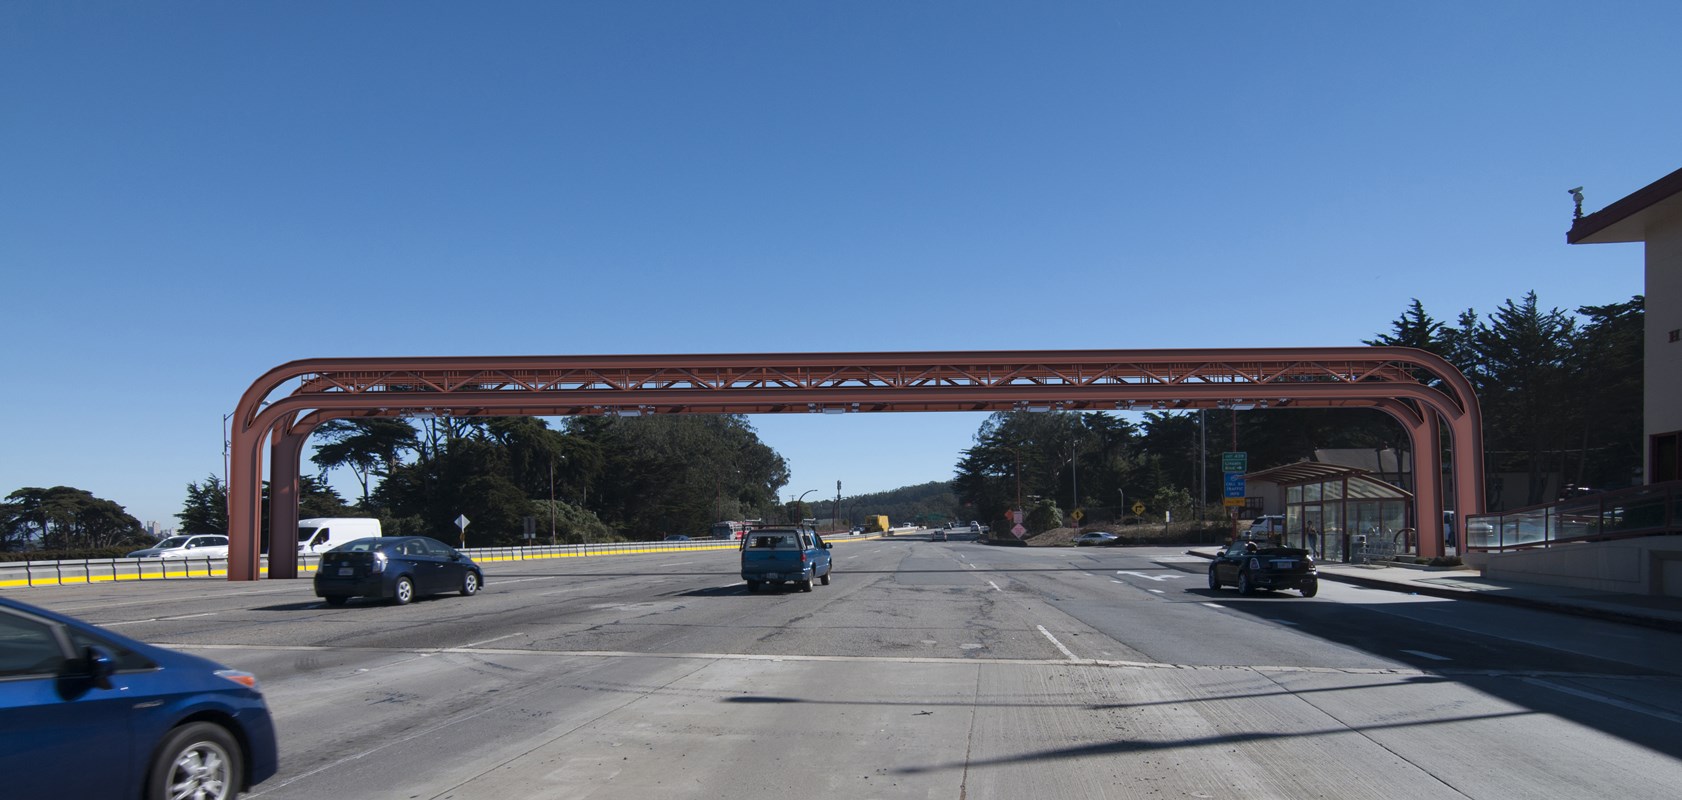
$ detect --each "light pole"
[796,489,817,524]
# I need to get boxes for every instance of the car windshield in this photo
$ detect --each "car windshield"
[155,536,192,548]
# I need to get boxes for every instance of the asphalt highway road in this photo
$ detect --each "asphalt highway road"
[14,536,1682,799]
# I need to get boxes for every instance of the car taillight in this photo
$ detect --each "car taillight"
[215,669,259,690]
[370,553,387,574]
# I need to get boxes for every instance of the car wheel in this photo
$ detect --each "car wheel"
[1237,570,1255,596]
[1300,580,1318,598]
[820,570,830,586]
[393,576,415,605]
[746,580,760,593]
[800,574,813,592]
[1207,567,1221,590]
[324,596,347,607]
[461,571,480,597]
[147,721,242,800]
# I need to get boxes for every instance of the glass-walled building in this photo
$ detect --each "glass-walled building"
[1245,462,1413,563]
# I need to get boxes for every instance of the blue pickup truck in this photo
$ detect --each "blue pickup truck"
[741,527,833,592]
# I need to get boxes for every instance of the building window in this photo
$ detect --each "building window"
[1654,432,1681,483]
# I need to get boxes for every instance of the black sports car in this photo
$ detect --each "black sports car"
[1208,541,1318,597]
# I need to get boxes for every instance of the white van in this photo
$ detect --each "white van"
[298,518,382,555]
[1245,515,1286,539]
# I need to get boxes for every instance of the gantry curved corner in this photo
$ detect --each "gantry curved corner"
[227,348,1484,580]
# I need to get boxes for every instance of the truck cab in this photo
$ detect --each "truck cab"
[740,527,832,592]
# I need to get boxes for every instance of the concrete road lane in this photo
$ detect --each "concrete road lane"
[9,540,1682,799]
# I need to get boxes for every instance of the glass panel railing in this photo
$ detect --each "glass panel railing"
[1511,510,1549,547]
[1553,497,1603,540]
[1466,514,1499,548]
[1604,486,1669,533]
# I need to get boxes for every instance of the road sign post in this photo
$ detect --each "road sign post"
[455,514,471,547]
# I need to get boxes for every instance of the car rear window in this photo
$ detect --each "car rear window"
[748,534,797,549]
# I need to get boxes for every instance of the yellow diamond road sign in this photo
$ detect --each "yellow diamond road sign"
[1131,502,1145,515]
[1070,509,1084,523]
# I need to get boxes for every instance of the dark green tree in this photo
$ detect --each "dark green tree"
[1567,296,1644,489]
[177,474,228,534]
[564,415,788,538]
[2,486,147,550]
[310,418,420,509]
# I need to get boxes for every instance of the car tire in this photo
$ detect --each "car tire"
[324,596,348,607]
[147,721,242,800]
[1300,580,1318,598]
[461,571,480,597]
[746,580,760,593]
[820,570,830,586]
[1207,567,1221,590]
[800,575,813,592]
[1237,570,1255,596]
[393,576,415,605]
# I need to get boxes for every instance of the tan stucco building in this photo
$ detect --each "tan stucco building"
[1569,165,1682,484]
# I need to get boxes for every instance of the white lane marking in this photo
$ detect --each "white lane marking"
[1116,571,1182,582]
[1155,556,1206,563]
[170,642,1518,675]
[1400,649,1451,661]
[489,577,560,586]
[1201,602,1224,609]
[101,612,216,627]
[720,581,743,588]
[987,581,1002,592]
[1523,678,1682,725]
[461,633,524,649]
[1148,589,1165,594]
[1036,625,1079,662]
[54,586,305,613]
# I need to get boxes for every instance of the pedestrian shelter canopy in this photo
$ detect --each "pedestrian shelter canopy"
[1246,462,1413,564]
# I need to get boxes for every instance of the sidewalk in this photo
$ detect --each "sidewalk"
[1184,547,1682,633]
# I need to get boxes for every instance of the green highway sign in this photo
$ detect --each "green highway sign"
[1221,451,1247,473]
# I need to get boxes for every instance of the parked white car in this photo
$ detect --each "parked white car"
[127,534,231,559]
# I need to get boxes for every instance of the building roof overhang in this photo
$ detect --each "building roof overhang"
[1568,165,1682,245]
[1245,461,1412,500]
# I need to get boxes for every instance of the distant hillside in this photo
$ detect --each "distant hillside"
[810,481,965,527]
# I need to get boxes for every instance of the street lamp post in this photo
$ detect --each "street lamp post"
[795,489,817,523]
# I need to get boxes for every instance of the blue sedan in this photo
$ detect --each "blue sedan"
[314,536,485,606]
[0,595,278,799]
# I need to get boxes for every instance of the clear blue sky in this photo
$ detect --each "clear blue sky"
[2,2,1675,530]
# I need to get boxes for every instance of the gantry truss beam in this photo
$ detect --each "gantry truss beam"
[228,348,1483,580]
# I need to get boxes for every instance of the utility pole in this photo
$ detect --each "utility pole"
[1198,409,1206,521]
[836,480,842,531]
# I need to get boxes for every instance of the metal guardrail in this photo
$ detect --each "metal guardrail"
[0,538,746,588]
[1465,480,1682,552]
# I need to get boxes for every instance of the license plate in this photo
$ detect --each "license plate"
[338,567,354,576]
[1271,560,1296,569]
[764,573,780,580]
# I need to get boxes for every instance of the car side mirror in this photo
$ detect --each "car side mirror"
[450,553,462,561]
[83,645,115,690]
[824,543,833,549]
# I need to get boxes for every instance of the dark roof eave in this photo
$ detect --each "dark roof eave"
[1568,165,1682,245]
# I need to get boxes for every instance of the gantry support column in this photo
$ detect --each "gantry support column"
[267,419,312,579]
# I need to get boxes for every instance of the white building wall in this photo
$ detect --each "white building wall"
[1647,213,1682,478]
